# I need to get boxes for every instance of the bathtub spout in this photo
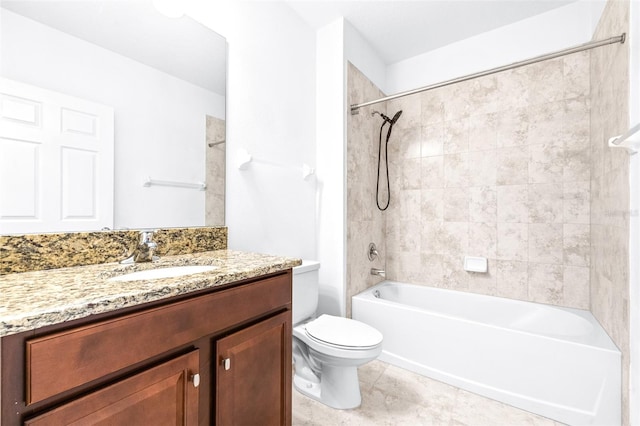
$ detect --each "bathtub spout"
[370,268,386,278]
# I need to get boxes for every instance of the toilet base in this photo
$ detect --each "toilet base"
[293,364,362,410]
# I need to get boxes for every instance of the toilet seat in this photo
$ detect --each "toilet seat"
[304,314,383,349]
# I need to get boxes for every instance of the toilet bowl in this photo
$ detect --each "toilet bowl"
[292,261,383,409]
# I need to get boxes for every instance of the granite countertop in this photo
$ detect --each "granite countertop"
[0,250,301,337]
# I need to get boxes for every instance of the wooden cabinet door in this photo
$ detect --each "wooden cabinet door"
[216,311,292,426]
[24,350,199,426]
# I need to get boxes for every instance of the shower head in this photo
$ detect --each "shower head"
[388,110,402,125]
[372,110,403,126]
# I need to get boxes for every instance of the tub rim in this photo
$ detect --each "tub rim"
[352,280,620,353]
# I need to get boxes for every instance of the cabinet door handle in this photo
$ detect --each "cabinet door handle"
[190,373,201,388]
[222,358,231,371]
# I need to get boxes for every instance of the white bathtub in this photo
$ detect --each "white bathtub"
[352,281,621,425]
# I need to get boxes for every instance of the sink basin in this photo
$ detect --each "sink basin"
[108,265,218,282]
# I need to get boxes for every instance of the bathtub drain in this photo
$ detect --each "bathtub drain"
[373,290,380,298]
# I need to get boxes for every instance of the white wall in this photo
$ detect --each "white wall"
[343,22,387,96]
[1,10,224,230]
[188,2,317,259]
[628,1,640,423]
[315,18,346,316]
[386,1,604,94]
[311,18,390,316]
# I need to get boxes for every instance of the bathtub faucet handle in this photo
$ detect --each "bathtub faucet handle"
[368,243,379,261]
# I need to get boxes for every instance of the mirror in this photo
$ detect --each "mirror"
[0,0,226,234]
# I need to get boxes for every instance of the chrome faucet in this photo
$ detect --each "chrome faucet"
[370,268,386,278]
[121,231,158,263]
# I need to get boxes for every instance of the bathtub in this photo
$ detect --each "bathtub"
[352,281,621,425]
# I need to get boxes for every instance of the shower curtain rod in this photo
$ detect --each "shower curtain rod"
[350,33,626,114]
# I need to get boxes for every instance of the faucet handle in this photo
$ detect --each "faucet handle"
[368,243,379,261]
[142,232,157,250]
[140,231,154,243]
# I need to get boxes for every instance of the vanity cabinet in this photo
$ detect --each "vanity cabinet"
[0,270,292,426]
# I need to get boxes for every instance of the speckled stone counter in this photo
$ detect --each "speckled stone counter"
[0,227,228,275]
[0,250,301,337]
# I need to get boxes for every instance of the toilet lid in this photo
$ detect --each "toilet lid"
[304,314,383,348]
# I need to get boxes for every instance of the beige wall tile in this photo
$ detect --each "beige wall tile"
[496,107,529,148]
[497,184,529,223]
[528,143,564,184]
[496,223,528,261]
[444,153,469,187]
[564,146,591,182]
[421,188,444,222]
[469,186,497,223]
[442,254,469,290]
[420,253,444,287]
[496,71,530,111]
[468,75,499,115]
[469,223,497,259]
[444,81,473,121]
[392,127,422,160]
[401,158,422,190]
[564,51,591,99]
[441,222,469,255]
[346,63,388,316]
[399,220,421,252]
[421,156,444,189]
[496,260,528,300]
[421,124,444,157]
[563,97,591,149]
[589,5,630,420]
[496,146,528,185]
[528,262,563,305]
[398,189,421,221]
[443,188,470,222]
[468,113,498,152]
[522,58,565,105]
[526,101,564,146]
[563,181,590,224]
[421,221,442,254]
[563,223,591,267]
[563,266,590,309]
[421,90,445,126]
[468,149,497,186]
[444,118,469,154]
[528,183,563,223]
[528,223,563,264]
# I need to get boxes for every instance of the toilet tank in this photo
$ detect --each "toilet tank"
[292,260,320,324]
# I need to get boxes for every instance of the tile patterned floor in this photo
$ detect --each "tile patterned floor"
[293,360,564,426]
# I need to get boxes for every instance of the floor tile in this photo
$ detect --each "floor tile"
[292,360,563,426]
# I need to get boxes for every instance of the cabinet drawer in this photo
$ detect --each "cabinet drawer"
[26,272,291,405]
[25,350,200,426]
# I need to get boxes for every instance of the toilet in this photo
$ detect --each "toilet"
[292,261,383,409]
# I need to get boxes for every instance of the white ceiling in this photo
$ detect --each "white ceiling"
[2,0,579,92]
[1,0,227,95]
[286,0,577,64]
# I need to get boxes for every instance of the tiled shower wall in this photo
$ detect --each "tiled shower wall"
[589,0,630,422]
[346,63,387,317]
[346,0,631,419]
[382,51,592,309]
[205,115,226,226]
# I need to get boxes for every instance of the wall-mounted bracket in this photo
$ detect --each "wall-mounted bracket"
[608,123,640,155]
